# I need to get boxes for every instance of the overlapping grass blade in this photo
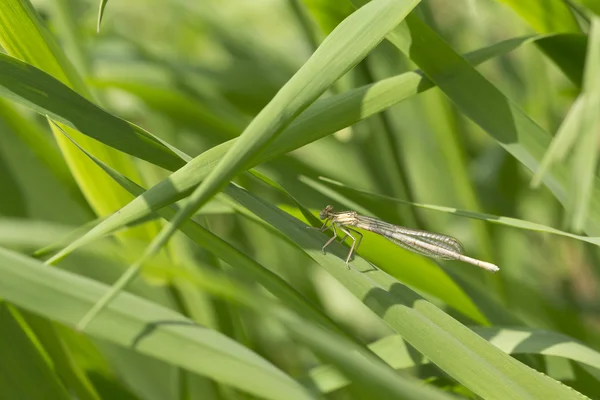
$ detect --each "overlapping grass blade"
[115,0,423,325]
[44,34,554,262]
[223,183,587,399]
[568,17,600,231]
[0,305,72,400]
[146,262,454,400]
[531,97,585,188]
[256,174,487,325]
[308,327,600,393]
[0,53,186,171]
[0,0,166,237]
[314,177,600,247]
[53,123,351,341]
[370,7,600,237]
[0,247,313,400]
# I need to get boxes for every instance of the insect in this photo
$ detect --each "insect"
[317,205,499,272]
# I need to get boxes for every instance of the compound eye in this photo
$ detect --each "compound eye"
[319,205,333,219]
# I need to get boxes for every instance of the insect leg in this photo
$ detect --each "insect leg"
[339,227,360,268]
[321,223,338,254]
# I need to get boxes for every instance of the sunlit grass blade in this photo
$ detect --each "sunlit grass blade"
[97,0,109,33]
[568,17,600,232]
[497,0,580,33]
[0,0,163,248]
[44,34,556,264]
[314,176,600,247]
[0,247,313,400]
[145,262,455,400]
[308,327,600,394]
[531,96,585,188]
[222,183,587,399]
[51,122,351,341]
[75,0,422,329]
[361,3,600,237]
[0,53,187,171]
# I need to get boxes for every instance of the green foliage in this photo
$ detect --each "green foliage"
[0,0,599,399]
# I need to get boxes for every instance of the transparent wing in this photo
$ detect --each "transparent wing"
[355,216,464,260]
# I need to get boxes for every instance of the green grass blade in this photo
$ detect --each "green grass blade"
[315,177,600,247]
[46,34,554,263]
[0,304,72,400]
[531,96,585,188]
[53,123,351,342]
[0,247,314,400]
[97,0,109,33]
[75,0,422,328]
[224,184,589,399]
[309,327,600,394]
[0,53,187,171]
[497,0,581,33]
[148,262,455,400]
[373,9,600,237]
[569,17,600,231]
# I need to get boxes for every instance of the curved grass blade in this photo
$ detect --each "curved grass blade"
[223,183,588,400]
[144,262,455,400]
[315,177,600,247]
[308,327,600,394]
[568,17,600,232]
[530,96,585,188]
[363,3,600,238]
[52,122,353,343]
[46,34,554,264]
[0,53,187,171]
[97,0,108,33]
[75,0,422,329]
[0,247,313,400]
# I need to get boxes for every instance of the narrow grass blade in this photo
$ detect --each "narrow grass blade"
[531,96,585,188]
[0,304,72,400]
[308,327,600,394]
[316,177,600,247]
[52,122,351,342]
[0,248,313,400]
[498,0,580,33]
[569,17,600,232]
[223,183,588,400]
[365,4,600,237]
[97,0,109,33]
[0,53,187,171]
[46,34,553,263]
[81,0,422,329]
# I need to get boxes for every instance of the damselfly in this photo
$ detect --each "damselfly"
[317,205,499,272]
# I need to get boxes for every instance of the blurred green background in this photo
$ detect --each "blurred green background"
[1,0,600,399]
